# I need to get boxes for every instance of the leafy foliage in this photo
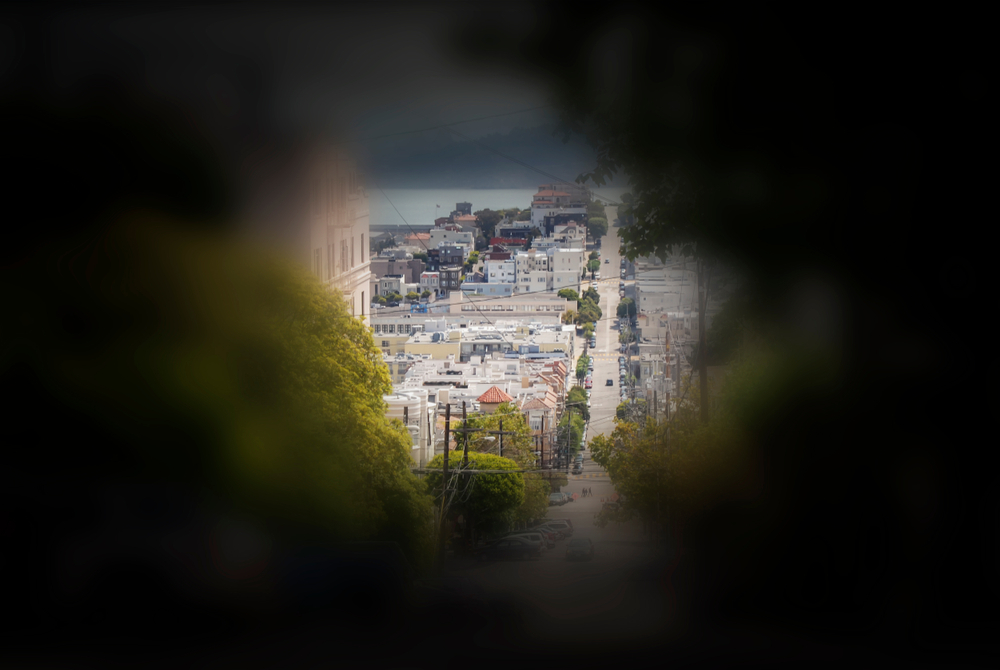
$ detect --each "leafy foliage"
[455,403,549,525]
[576,355,590,380]
[587,259,601,276]
[587,217,608,239]
[617,298,636,318]
[424,449,525,537]
[568,385,590,421]
[474,209,503,238]
[557,288,580,302]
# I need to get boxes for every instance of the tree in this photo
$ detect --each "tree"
[406,291,420,303]
[463,250,480,273]
[589,251,599,261]
[587,259,600,278]
[474,209,502,239]
[576,355,590,380]
[424,450,524,543]
[515,210,531,221]
[421,289,431,299]
[557,411,586,463]
[561,309,577,325]
[587,217,608,240]
[617,298,636,319]
[375,295,387,305]
[582,287,600,304]
[582,322,595,340]
[456,403,549,528]
[412,251,428,262]
[587,199,606,220]
[568,386,590,421]
[6,217,439,584]
[557,288,579,302]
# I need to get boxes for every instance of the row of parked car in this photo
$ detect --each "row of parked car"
[548,492,573,506]
[474,518,593,561]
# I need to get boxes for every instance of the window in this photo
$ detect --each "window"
[341,240,348,273]
[351,237,355,268]
[361,234,365,260]
[382,341,390,347]
[374,324,381,334]
[388,324,395,333]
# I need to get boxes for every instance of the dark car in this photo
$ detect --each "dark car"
[606,379,613,386]
[477,537,541,561]
[566,538,594,561]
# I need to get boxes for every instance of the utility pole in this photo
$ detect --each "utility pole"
[438,403,450,562]
[698,258,710,424]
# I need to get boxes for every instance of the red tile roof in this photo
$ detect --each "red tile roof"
[477,386,514,404]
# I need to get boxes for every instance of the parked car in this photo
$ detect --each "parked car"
[549,518,575,533]
[548,493,565,506]
[540,521,573,537]
[498,532,547,553]
[604,258,610,264]
[476,537,542,561]
[606,379,613,386]
[534,522,571,539]
[504,531,555,550]
[566,538,594,561]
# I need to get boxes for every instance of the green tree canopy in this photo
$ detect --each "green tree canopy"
[587,259,601,277]
[617,298,636,318]
[474,209,503,238]
[425,450,524,537]
[561,309,577,325]
[557,288,579,302]
[455,402,549,526]
[582,287,600,304]
[587,217,608,239]
[515,210,531,221]
[406,291,420,302]
[421,289,432,299]
[576,354,590,380]
[5,216,437,573]
[412,251,428,262]
[589,251,600,261]
[568,386,590,421]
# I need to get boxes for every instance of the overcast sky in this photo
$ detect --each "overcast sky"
[17,4,556,149]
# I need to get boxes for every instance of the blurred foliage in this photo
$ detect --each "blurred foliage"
[3,215,436,571]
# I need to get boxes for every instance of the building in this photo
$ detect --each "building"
[439,266,462,293]
[530,186,589,229]
[460,282,514,297]
[452,202,472,217]
[514,250,551,293]
[384,389,435,467]
[476,386,515,415]
[242,143,373,321]
[378,275,404,297]
[496,221,534,240]
[369,255,425,284]
[484,259,515,283]
[429,228,474,250]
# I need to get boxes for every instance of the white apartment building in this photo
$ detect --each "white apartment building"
[549,248,585,290]
[515,250,551,293]
[429,228,474,250]
[485,259,515,283]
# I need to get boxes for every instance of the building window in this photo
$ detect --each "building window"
[382,341,390,347]
[341,240,348,273]
[351,237,355,268]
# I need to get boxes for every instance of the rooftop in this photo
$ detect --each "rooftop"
[477,386,514,404]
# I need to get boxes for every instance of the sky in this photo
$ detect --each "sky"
[15,4,558,149]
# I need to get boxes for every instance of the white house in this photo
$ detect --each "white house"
[485,259,516,283]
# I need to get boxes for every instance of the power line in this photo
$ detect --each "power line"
[446,127,623,206]
[370,183,514,346]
